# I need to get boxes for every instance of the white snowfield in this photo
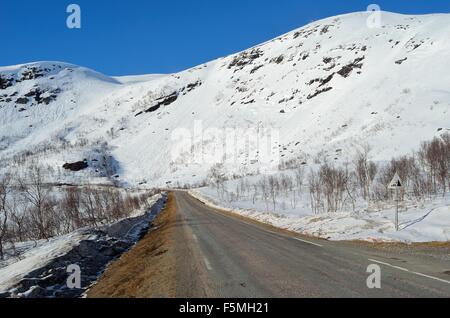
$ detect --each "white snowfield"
[1,11,449,187]
[189,188,450,243]
[0,11,449,247]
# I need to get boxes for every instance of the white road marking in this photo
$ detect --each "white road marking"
[368,258,450,285]
[250,222,323,247]
[203,257,213,271]
[368,259,409,271]
[293,237,323,248]
[190,232,212,271]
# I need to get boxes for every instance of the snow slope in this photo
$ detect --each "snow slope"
[1,11,449,187]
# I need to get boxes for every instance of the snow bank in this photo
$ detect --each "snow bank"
[0,230,95,295]
[0,193,166,298]
[189,189,450,243]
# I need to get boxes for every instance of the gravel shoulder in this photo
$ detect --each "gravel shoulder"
[87,193,177,298]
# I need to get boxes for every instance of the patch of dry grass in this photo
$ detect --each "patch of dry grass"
[87,193,177,298]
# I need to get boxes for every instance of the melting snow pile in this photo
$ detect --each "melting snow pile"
[0,193,166,298]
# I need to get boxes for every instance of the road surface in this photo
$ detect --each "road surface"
[174,191,450,297]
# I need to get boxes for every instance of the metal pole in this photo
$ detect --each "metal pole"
[395,187,399,231]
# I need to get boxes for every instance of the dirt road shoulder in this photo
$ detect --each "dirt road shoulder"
[87,193,177,298]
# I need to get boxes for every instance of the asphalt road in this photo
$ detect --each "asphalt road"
[174,191,450,297]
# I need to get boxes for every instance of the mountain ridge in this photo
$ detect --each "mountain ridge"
[0,11,449,187]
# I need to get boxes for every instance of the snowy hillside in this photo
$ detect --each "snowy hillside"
[1,11,449,187]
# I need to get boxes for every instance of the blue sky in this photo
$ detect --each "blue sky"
[1,0,449,75]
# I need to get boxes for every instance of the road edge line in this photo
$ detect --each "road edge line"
[368,258,450,285]
[293,237,324,248]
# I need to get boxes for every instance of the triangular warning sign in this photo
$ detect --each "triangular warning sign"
[388,173,403,189]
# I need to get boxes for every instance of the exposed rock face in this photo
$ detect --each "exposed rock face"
[19,66,48,81]
[16,97,29,104]
[24,88,60,105]
[0,75,14,90]
[337,56,365,78]
[63,160,88,171]
[228,48,264,71]
[135,80,203,116]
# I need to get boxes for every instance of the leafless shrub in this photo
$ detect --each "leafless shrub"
[19,165,56,240]
[354,144,377,201]
[268,176,279,211]
[258,176,270,211]
[60,187,82,232]
[319,163,349,213]
[0,174,11,260]
[294,167,304,195]
[207,163,227,198]
[418,133,450,195]
[308,169,322,214]
[0,167,156,247]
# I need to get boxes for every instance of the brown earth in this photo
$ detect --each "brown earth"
[87,193,177,298]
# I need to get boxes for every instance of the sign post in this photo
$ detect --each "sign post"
[388,173,403,231]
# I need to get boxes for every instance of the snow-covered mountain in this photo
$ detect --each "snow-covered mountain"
[1,11,449,187]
